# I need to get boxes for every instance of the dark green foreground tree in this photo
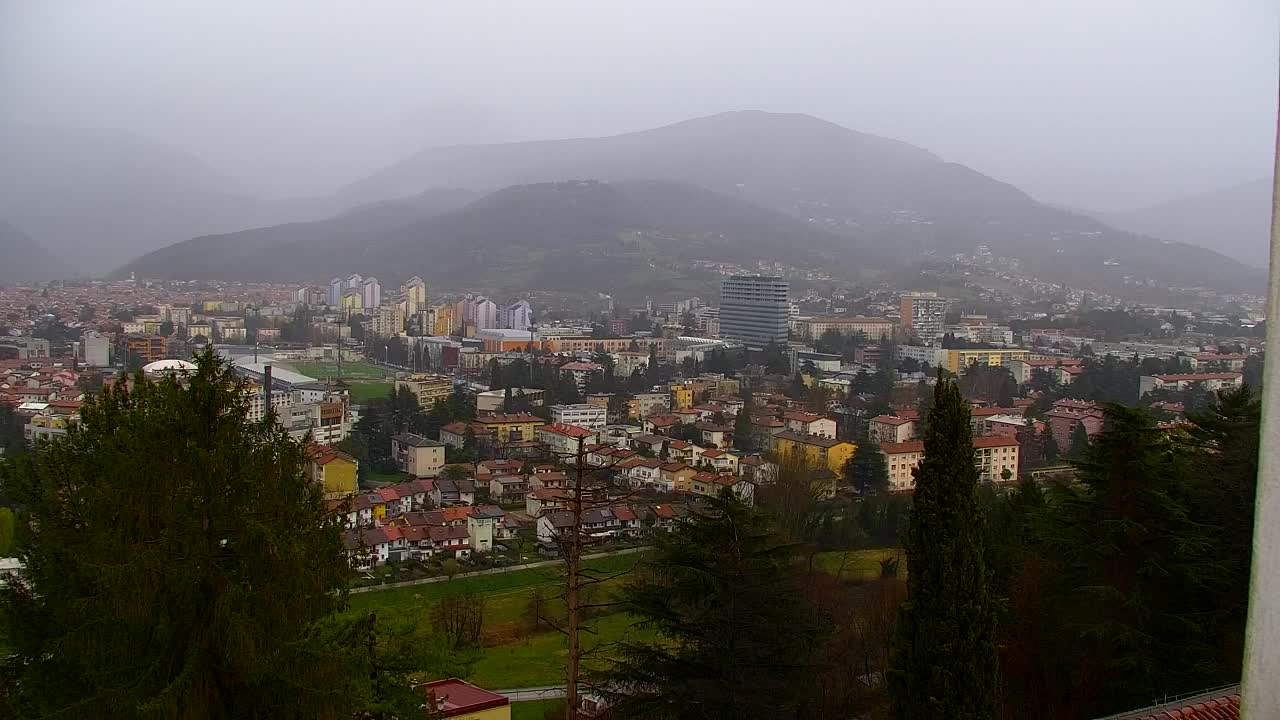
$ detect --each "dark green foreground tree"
[888,377,997,720]
[0,349,418,719]
[842,442,890,495]
[597,491,828,719]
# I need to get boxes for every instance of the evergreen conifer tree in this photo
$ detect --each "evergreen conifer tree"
[0,349,358,718]
[888,376,997,719]
[1069,421,1091,457]
[596,492,827,719]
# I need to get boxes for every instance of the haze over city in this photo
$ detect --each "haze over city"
[2,3,1279,719]
[3,0,1274,209]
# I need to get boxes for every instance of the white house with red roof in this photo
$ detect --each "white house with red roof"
[536,422,599,456]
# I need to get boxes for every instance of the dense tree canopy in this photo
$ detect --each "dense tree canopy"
[0,349,357,718]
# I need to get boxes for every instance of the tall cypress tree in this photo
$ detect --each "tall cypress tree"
[888,377,997,719]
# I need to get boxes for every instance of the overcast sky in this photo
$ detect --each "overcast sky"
[2,0,1275,210]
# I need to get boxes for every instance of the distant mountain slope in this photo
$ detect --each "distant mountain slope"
[335,111,1259,292]
[120,188,476,280]
[121,180,858,293]
[1101,178,1273,268]
[0,221,66,284]
[0,125,306,273]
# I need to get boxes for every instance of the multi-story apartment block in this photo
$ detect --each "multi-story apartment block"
[361,277,381,311]
[794,315,896,341]
[940,348,1030,373]
[391,433,445,478]
[881,435,1020,491]
[395,374,453,410]
[719,276,789,348]
[118,334,168,365]
[899,292,948,341]
[549,403,607,431]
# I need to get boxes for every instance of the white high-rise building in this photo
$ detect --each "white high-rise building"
[499,300,533,331]
[900,292,949,342]
[719,276,789,348]
[361,277,382,311]
[473,298,498,330]
[81,330,111,367]
[402,276,427,315]
[328,277,344,307]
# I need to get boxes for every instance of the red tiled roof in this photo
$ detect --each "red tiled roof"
[1128,690,1240,720]
[973,435,1019,448]
[539,422,595,438]
[881,440,925,455]
[871,414,913,426]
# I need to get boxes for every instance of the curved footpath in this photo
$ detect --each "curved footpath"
[349,546,648,595]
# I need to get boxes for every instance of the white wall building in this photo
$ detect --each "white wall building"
[549,403,608,431]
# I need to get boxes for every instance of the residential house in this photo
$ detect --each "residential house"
[302,444,359,500]
[431,478,476,506]
[474,413,546,443]
[868,415,915,444]
[642,414,680,434]
[536,423,599,457]
[439,421,495,450]
[631,392,672,418]
[664,439,695,464]
[526,487,574,516]
[697,422,733,448]
[1045,398,1106,450]
[695,448,738,474]
[391,433,445,478]
[1187,352,1248,371]
[488,475,529,504]
[881,435,1021,491]
[660,462,697,491]
[627,433,667,456]
[559,361,604,390]
[618,457,665,490]
[417,679,511,720]
[1139,372,1243,397]
[771,431,857,473]
[781,411,837,438]
[738,455,777,486]
[974,435,1020,483]
[668,383,694,410]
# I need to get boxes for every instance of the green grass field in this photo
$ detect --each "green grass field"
[347,381,395,403]
[345,552,642,621]
[811,547,903,580]
[349,547,896,690]
[512,699,562,720]
[468,611,654,689]
[287,360,391,381]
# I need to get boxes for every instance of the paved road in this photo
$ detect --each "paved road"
[495,685,567,702]
[350,546,647,595]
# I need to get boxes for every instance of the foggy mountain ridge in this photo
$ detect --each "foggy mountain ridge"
[0,220,66,284]
[1099,177,1274,269]
[325,110,1260,291]
[117,188,479,282]
[0,124,323,272]
[119,179,864,294]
